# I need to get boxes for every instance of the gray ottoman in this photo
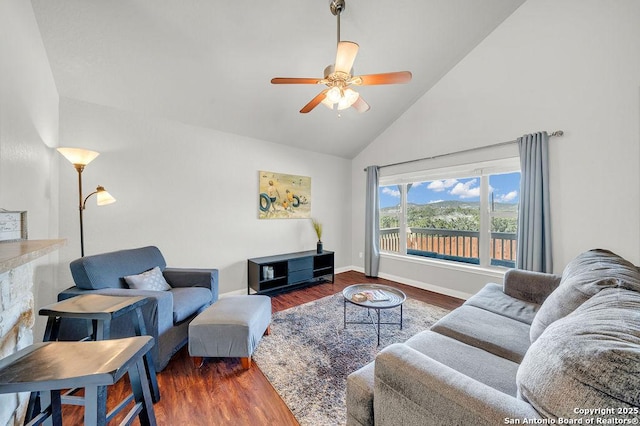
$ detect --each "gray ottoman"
[188,295,271,369]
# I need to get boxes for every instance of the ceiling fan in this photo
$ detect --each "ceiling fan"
[271,0,412,114]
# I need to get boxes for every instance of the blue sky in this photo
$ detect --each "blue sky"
[379,172,520,208]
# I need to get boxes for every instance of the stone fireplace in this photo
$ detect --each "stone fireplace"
[0,240,64,425]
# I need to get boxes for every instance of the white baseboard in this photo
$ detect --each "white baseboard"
[346,266,472,300]
[334,266,352,274]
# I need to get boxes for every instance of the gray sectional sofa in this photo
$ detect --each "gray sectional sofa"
[57,246,218,371]
[346,249,640,425]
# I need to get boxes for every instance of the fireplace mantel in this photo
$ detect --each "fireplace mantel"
[0,239,66,274]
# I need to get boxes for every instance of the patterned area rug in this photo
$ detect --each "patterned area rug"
[253,292,450,426]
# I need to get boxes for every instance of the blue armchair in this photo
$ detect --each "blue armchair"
[57,246,218,371]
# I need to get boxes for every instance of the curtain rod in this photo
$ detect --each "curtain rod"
[364,130,564,171]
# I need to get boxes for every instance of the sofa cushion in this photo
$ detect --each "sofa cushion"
[431,305,530,363]
[171,287,213,323]
[124,266,171,291]
[464,283,539,325]
[517,288,640,420]
[70,246,167,290]
[405,330,520,396]
[530,249,640,342]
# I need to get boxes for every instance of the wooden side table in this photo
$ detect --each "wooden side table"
[34,295,161,407]
[0,337,156,426]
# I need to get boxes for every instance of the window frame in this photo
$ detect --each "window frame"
[378,157,520,269]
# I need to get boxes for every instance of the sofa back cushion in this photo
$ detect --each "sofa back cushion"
[70,246,167,290]
[529,249,640,342]
[517,288,640,420]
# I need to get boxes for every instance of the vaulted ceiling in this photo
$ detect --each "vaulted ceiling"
[31,0,524,158]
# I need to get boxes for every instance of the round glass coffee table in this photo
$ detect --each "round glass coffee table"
[343,284,407,345]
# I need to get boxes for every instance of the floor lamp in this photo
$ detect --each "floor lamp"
[57,147,116,257]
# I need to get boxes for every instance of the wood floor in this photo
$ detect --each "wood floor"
[59,271,463,425]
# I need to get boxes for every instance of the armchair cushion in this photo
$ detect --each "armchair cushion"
[171,287,213,323]
[124,266,171,291]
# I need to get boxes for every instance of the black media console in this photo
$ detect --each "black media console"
[247,250,335,294]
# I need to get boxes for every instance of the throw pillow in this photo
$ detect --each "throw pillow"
[124,266,171,291]
[517,287,640,420]
[529,248,640,342]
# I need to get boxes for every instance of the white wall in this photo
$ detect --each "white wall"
[0,0,59,238]
[352,0,640,296]
[0,0,60,338]
[0,0,60,421]
[57,98,351,295]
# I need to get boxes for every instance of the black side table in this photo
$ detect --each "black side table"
[38,294,160,402]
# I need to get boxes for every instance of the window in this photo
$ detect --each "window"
[378,159,520,268]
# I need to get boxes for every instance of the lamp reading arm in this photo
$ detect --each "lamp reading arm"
[82,186,116,210]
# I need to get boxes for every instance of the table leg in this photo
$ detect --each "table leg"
[400,304,403,330]
[129,357,157,426]
[343,298,346,329]
[42,317,60,342]
[50,390,63,425]
[377,309,381,346]
[40,390,52,426]
[90,319,98,340]
[133,307,160,403]
[96,319,110,340]
[84,385,108,426]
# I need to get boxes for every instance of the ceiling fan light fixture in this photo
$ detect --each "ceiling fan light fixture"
[337,88,359,110]
[321,98,334,110]
[326,86,343,103]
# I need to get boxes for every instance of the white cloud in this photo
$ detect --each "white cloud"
[428,199,444,204]
[382,187,400,198]
[450,179,480,199]
[496,190,518,202]
[427,178,458,192]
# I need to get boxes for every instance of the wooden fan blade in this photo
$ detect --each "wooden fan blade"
[300,90,329,113]
[351,96,370,113]
[334,41,359,74]
[271,77,322,84]
[353,71,412,85]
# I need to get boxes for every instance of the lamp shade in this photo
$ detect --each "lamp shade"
[95,186,116,206]
[57,147,100,166]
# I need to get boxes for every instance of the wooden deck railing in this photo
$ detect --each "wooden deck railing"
[380,227,517,267]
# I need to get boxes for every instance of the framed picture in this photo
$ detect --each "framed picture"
[258,171,311,219]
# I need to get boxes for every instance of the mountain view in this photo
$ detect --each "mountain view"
[379,173,520,233]
[380,200,518,232]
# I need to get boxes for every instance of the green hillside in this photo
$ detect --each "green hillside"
[380,200,518,232]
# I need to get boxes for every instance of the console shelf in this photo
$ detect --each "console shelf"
[248,250,335,294]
